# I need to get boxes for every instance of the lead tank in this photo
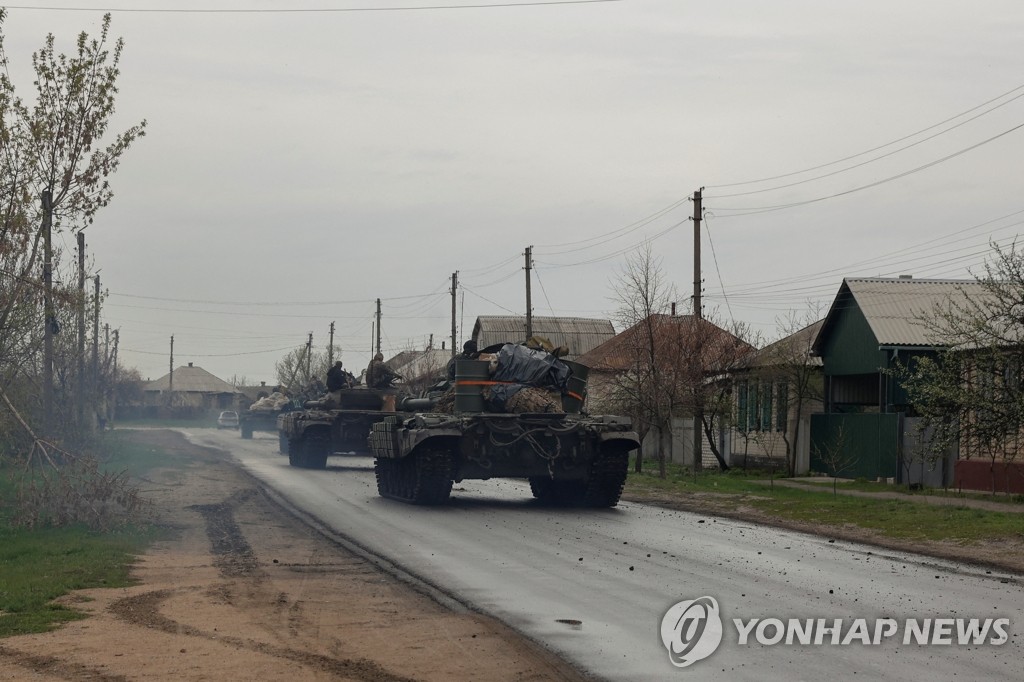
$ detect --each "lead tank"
[368,348,639,506]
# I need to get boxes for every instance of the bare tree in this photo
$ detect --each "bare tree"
[608,244,675,476]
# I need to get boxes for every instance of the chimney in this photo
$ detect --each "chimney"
[898,274,913,280]
[442,341,446,350]
[188,362,193,367]
[671,302,677,317]
[260,381,266,386]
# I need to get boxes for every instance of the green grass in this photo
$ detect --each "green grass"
[625,459,1024,544]
[95,429,191,479]
[793,477,1024,506]
[0,519,156,636]
[0,430,179,637]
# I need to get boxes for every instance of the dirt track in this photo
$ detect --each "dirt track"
[0,430,588,682]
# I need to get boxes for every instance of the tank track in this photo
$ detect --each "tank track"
[375,446,454,505]
[288,432,330,470]
[581,447,629,507]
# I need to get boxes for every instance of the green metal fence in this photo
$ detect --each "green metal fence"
[809,413,899,480]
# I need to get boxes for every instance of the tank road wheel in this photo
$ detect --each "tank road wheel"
[288,437,305,467]
[303,431,330,470]
[278,431,290,455]
[581,446,630,508]
[529,478,585,506]
[375,447,453,505]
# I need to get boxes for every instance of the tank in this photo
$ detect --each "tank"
[277,387,405,469]
[368,350,639,506]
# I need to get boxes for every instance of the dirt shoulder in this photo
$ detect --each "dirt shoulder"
[621,487,1024,576]
[0,430,588,682]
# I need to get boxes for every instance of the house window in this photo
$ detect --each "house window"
[737,381,749,433]
[760,381,773,431]
[748,382,760,431]
[775,382,789,432]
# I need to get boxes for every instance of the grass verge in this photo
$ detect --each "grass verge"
[624,461,1024,545]
[0,431,174,637]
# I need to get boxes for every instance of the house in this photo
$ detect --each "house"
[809,277,987,485]
[386,348,453,394]
[728,319,824,475]
[578,313,753,469]
[471,316,615,360]
[143,363,240,413]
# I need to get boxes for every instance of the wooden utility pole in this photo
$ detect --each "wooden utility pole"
[375,298,382,357]
[168,335,174,404]
[450,271,458,357]
[111,329,119,427]
[328,321,335,365]
[692,188,704,473]
[77,231,86,428]
[93,274,100,409]
[693,188,703,320]
[524,246,533,339]
[305,332,313,380]
[42,191,54,434]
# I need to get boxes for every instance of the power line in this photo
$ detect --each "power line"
[708,121,1024,217]
[706,81,1024,189]
[4,0,621,13]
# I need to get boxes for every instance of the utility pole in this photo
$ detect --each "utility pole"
[375,298,382,357]
[42,191,54,434]
[524,246,533,339]
[693,188,703,320]
[111,329,119,427]
[168,335,174,405]
[692,187,704,473]
[93,274,100,411]
[328,321,335,365]
[77,231,86,428]
[305,332,313,380]
[450,271,458,357]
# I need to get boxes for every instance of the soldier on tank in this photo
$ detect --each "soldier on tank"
[366,353,400,389]
[326,360,349,391]
[446,339,479,380]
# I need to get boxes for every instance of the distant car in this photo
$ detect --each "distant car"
[217,410,239,429]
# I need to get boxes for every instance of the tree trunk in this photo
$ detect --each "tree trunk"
[700,414,729,471]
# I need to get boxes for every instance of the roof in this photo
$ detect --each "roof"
[387,349,452,382]
[471,316,615,360]
[745,319,825,369]
[144,364,240,394]
[578,314,754,372]
[813,277,991,352]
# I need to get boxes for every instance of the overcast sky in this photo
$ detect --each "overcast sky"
[5,1,1023,385]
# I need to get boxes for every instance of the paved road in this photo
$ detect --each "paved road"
[183,429,1023,682]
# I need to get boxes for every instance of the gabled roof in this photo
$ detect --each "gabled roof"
[578,314,753,372]
[387,349,452,382]
[144,364,239,394]
[745,319,825,369]
[472,316,615,360]
[813,277,990,353]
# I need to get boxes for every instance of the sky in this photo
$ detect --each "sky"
[4,0,1023,386]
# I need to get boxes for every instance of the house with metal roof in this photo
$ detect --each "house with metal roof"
[809,277,986,484]
[578,313,754,470]
[471,316,615,360]
[728,319,824,475]
[143,363,240,411]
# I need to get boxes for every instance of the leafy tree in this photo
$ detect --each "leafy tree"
[0,11,145,457]
[895,241,1024,494]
